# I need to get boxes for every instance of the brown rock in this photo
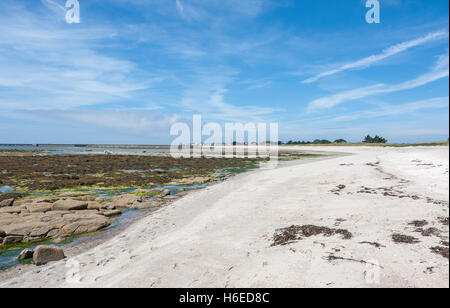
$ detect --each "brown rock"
[33,245,65,265]
[2,220,52,238]
[52,199,88,211]
[100,210,122,217]
[0,206,22,214]
[0,198,14,208]
[169,176,212,186]
[35,198,59,204]
[76,195,96,201]
[87,201,106,210]
[13,199,33,206]
[158,189,171,197]
[2,235,23,245]
[26,203,53,213]
[60,214,110,236]
[110,194,144,209]
[132,201,161,209]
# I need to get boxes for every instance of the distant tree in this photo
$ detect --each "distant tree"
[313,139,332,144]
[334,139,347,144]
[363,135,387,144]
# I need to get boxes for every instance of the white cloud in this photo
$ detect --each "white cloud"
[0,2,158,110]
[302,31,448,84]
[325,97,449,122]
[5,108,181,133]
[307,53,449,112]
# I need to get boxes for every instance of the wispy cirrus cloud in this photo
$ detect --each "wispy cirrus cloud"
[307,53,449,112]
[302,31,449,84]
[0,2,160,111]
[318,96,449,122]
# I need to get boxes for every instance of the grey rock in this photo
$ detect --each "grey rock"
[33,245,65,265]
[18,248,34,261]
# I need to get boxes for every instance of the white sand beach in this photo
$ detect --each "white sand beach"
[1,146,448,288]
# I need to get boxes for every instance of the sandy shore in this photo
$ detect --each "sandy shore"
[1,146,448,288]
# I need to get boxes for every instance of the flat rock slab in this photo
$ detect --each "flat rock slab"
[52,199,88,211]
[0,207,21,214]
[26,203,53,213]
[2,235,23,245]
[0,210,111,242]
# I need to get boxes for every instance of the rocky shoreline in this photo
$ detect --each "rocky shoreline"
[0,161,256,271]
[0,150,320,271]
[0,175,217,251]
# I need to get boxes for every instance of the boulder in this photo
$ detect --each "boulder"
[110,194,144,209]
[18,248,34,261]
[0,198,14,208]
[60,215,110,236]
[0,230,5,238]
[0,209,112,243]
[2,220,53,238]
[33,245,65,265]
[52,199,88,211]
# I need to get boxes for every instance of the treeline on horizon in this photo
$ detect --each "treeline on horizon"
[280,135,388,145]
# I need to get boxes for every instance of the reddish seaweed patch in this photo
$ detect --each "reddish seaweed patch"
[392,233,420,244]
[408,220,428,228]
[430,246,449,259]
[272,225,353,246]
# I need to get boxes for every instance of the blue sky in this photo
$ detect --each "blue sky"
[0,0,448,144]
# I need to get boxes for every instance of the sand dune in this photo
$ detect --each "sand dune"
[1,146,448,288]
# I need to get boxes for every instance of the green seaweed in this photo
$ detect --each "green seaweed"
[132,191,160,198]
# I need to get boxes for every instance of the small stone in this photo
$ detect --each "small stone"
[18,248,34,261]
